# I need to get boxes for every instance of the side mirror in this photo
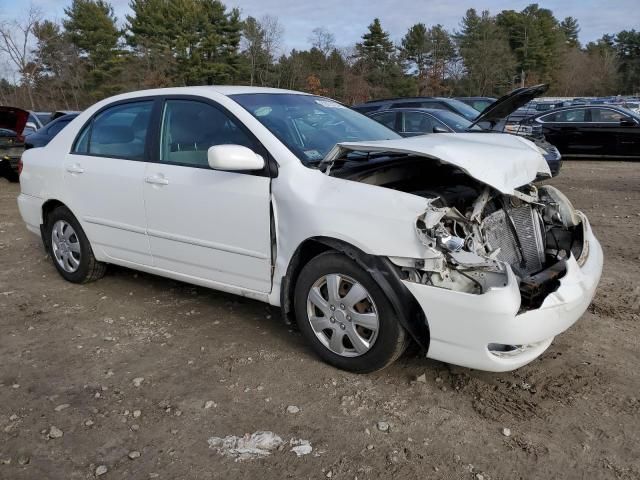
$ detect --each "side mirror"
[432,125,449,133]
[620,117,637,127]
[25,121,38,132]
[207,144,265,171]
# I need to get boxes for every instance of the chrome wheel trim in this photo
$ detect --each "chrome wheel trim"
[306,273,379,357]
[51,220,81,273]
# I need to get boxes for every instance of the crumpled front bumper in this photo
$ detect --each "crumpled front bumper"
[402,214,603,372]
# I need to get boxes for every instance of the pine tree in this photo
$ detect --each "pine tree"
[456,9,516,95]
[63,0,122,99]
[560,16,580,47]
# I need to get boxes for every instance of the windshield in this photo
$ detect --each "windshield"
[446,99,482,121]
[230,93,401,164]
[430,110,482,132]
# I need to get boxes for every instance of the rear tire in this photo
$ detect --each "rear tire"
[294,251,408,373]
[5,170,19,182]
[45,206,106,283]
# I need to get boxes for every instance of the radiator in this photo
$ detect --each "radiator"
[482,205,545,277]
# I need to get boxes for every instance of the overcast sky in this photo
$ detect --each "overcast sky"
[0,0,636,52]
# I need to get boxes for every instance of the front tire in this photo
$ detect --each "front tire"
[45,206,106,283]
[294,251,408,373]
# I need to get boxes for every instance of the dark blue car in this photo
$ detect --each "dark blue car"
[24,113,79,149]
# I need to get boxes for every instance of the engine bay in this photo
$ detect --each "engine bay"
[331,155,585,310]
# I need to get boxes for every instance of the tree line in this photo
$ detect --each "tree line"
[0,0,638,111]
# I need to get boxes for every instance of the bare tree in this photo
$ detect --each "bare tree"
[0,6,42,109]
[241,15,283,86]
[260,15,283,85]
[310,27,335,56]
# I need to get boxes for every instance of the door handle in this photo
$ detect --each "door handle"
[145,175,169,185]
[66,163,84,174]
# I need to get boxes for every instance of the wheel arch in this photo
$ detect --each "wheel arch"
[40,199,72,253]
[280,236,430,350]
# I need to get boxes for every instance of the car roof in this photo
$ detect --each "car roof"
[370,107,444,115]
[455,96,496,101]
[108,85,307,100]
[362,97,456,104]
[531,104,630,119]
[83,86,314,111]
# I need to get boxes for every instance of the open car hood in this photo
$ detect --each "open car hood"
[470,84,548,128]
[324,133,551,194]
[0,106,29,136]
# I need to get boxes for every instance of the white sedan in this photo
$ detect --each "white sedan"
[17,86,603,373]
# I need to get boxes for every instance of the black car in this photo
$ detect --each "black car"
[24,113,79,149]
[454,96,496,112]
[352,96,481,121]
[520,105,640,158]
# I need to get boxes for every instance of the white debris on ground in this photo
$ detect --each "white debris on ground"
[290,439,312,457]
[207,431,312,461]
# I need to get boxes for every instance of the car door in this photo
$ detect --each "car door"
[143,97,272,293]
[537,108,590,155]
[64,99,155,266]
[589,107,639,156]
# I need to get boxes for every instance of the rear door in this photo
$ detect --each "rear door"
[64,99,155,266]
[142,97,273,293]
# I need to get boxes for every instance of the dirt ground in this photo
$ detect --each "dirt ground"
[1,160,639,480]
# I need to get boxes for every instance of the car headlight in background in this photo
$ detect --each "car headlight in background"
[504,124,534,136]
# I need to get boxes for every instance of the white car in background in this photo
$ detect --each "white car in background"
[17,87,603,373]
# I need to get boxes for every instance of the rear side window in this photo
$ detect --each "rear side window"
[539,109,586,123]
[73,101,153,160]
[47,119,71,137]
[371,111,397,130]
[159,99,254,168]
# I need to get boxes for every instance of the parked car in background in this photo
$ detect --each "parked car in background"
[51,110,81,121]
[368,107,482,135]
[0,106,28,182]
[25,113,79,149]
[18,86,602,373]
[24,111,45,135]
[454,96,496,112]
[368,103,562,176]
[34,111,52,126]
[520,105,640,158]
[352,96,481,121]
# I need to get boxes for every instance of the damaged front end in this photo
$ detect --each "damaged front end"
[395,183,585,311]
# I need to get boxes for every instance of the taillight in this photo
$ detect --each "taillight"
[17,158,23,176]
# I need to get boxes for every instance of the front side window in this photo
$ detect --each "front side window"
[590,108,625,122]
[73,101,153,160]
[402,111,435,134]
[231,93,400,165]
[159,100,254,168]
